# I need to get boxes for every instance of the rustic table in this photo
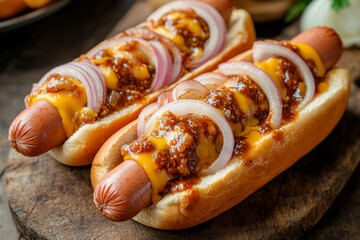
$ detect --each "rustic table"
[0,0,359,239]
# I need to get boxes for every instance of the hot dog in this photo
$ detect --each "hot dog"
[8,0,256,166]
[91,27,351,229]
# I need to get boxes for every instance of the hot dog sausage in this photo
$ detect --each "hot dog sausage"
[92,27,343,222]
[93,160,152,222]
[8,100,67,156]
[291,26,342,70]
[198,0,234,23]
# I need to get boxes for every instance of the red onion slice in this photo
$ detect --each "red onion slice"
[193,72,228,90]
[157,90,172,108]
[137,103,159,137]
[253,41,315,109]
[125,27,184,84]
[147,0,226,68]
[86,36,166,91]
[145,99,234,175]
[171,79,209,101]
[32,61,106,113]
[149,40,172,89]
[219,61,283,129]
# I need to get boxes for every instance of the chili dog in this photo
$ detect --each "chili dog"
[91,27,351,229]
[8,0,256,166]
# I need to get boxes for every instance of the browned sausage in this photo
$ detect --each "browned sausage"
[92,26,344,222]
[198,0,234,23]
[291,26,343,71]
[8,100,66,156]
[93,160,152,222]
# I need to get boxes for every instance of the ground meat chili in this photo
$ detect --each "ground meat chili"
[36,74,83,96]
[204,88,244,124]
[121,111,221,194]
[80,40,155,118]
[148,9,210,62]
[227,74,270,123]
[277,41,325,121]
[151,111,221,177]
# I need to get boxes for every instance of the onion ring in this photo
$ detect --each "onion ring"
[31,61,106,113]
[253,41,315,109]
[86,36,166,91]
[219,61,283,129]
[171,79,209,101]
[125,27,184,84]
[145,99,234,175]
[193,72,228,90]
[147,0,226,68]
[137,102,159,137]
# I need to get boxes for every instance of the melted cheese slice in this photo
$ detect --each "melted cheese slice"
[255,42,325,101]
[29,85,87,138]
[91,46,151,91]
[124,136,170,203]
[293,43,325,77]
[150,11,206,59]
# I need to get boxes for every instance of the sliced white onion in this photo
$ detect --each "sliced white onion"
[32,61,106,113]
[193,72,228,90]
[171,79,209,101]
[219,61,283,129]
[86,36,166,91]
[137,102,159,137]
[253,41,315,109]
[125,27,184,83]
[145,99,234,175]
[157,90,172,108]
[147,0,226,68]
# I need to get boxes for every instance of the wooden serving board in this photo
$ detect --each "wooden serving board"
[4,48,360,239]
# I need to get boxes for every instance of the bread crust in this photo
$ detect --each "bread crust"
[90,49,350,228]
[49,9,256,166]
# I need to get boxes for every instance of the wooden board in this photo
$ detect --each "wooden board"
[4,47,360,239]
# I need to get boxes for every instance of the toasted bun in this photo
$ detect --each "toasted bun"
[50,9,256,166]
[90,47,350,229]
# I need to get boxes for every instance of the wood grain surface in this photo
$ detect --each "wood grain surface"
[1,0,360,239]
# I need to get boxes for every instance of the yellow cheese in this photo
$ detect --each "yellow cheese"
[244,129,262,145]
[124,136,170,202]
[124,151,169,203]
[98,64,119,90]
[255,58,287,101]
[231,91,250,115]
[293,43,325,77]
[167,12,205,37]
[152,26,186,49]
[150,10,207,60]
[30,88,87,138]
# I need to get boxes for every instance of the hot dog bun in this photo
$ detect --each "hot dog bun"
[90,34,351,229]
[49,9,255,166]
